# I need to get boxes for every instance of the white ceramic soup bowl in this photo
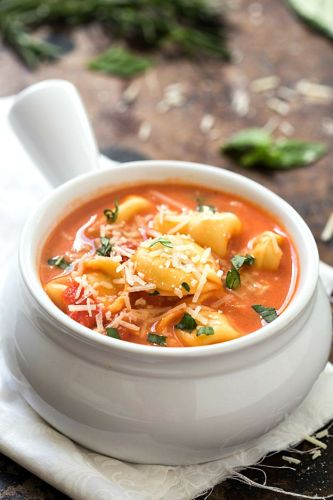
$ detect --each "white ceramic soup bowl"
[3,82,332,465]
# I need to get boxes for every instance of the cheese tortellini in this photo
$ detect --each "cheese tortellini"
[251,231,284,271]
[132,234,222,297]
[117,195,153,222]
[153,210,242,257]
[176,307,241,346]
[44,276,71,312]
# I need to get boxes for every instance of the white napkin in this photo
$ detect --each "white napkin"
[0,96,332,500]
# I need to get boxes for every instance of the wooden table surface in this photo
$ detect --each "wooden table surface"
[0,0,332,498]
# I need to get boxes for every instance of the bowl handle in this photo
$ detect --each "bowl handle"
[9,79,99,187]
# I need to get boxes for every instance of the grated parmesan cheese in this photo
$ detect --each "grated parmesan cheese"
[282,456,301,465]
[68,304,97,312]
[304,435,327,450]
[118,320,140,331]
[192,264,210,303]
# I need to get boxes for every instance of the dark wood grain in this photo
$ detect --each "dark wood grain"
[0,0,332,498]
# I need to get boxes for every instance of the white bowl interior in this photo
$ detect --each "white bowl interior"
[19,160,319,355]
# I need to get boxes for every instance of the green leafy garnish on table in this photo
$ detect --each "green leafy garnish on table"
[47,255,70,269]
[252,304,278,323]
[175,312,197,332]
[104,200,119,223]
[225,253,255,290]
[221,128,327,170]
[106,327,120,339]
[96,237,113,257]
[147,332,167,346]
[287,0,333,41]
[0,0,229,70]
[89,48,151,78]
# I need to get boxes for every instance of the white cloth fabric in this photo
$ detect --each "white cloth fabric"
[0,95,332,500]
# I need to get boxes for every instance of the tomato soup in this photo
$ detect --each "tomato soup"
[40,183,298,347]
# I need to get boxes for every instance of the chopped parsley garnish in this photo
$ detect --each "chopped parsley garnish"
[47,255,70,270]
[106,327,120,339]
[148,290,160,296]
[196,204,216,213]
[225,253,255,290]
[147,332,167,346]
[175,312,197,332]
[148,237,173,248]
[96,237,113,256]
[181,282,190,292]
[252,304,278,323]
[197,326,214,336]
[104,200,119,223]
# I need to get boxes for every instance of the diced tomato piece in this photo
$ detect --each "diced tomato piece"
[63,283,99,329]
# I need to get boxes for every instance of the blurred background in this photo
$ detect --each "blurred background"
[0,0,332,498]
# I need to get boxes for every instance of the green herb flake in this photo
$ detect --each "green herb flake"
[47,255,70,270]
[197,326,214,336]
[221,128,327,171]
[148,290,160,296]
[231,253,255,271]
[196,204,216,213]
[96,237,113,257]
[225,268,241,290]
[175,312,197,332]
[147,332,167,346]
[252,304,278,323]
[89,47,152,78]
[106,327,120,339]
[181,282,190,292]
[148,237,173,248]
[104,200,119,223]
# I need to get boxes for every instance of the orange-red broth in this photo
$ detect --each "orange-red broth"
[40,183,298,347]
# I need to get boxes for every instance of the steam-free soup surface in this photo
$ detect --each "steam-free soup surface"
[40,183,297,347]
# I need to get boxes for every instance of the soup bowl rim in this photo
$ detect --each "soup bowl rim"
[19,159,319,358]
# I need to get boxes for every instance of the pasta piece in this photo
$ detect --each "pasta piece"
[83,257,124,299]
[132,235,222,298]
[44,276,71,311]
[153,210,242,257]
[83,256,121,277]
[175,307,241,346]
[117,195,153,222]
[251,231,284,271]
[187,212,242,257]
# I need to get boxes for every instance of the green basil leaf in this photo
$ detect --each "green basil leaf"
[265,140,327,170]
[106,327,120,339]
[96,237,113,256]
[47,255,70,270]
[197,326,214,336]
[225,268,241,289]
[196,204,216,213]
[104,200,119,223]
[222,128,327,171]
[175,312,197,332]
[89,47,151,78]
[147,332,167,346]
[222,128,272,153]
[149,237,173,248]
[252,304,278,323]
[231,253,255,271]
[181,282,190,292]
